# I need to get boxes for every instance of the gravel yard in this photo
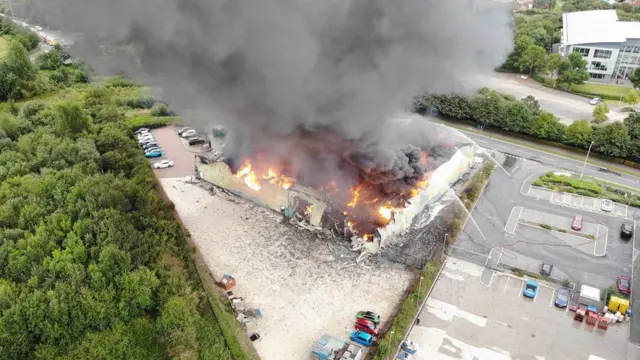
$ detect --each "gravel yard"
[160,177,414,360]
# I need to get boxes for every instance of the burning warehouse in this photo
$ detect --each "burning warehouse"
[196,116,477,251]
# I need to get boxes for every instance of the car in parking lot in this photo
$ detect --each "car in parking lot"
[138,135,155,143]
[554,287,570,308]
[571,215,583,231]
[153,160,174,169]
[601,199,614,212]
[350,331,374,347]
[354,318,379,336]
[523,280,539,298]
[589,97,601,105]
[181,129,197,138]
[617,275,631,296]
[187,135,207,146]
[178,127,194,136]
[142,142,159,150]
[620,222,634,239]
[134,128,150,135]
[145,149,162,158]
[540,262,553,277]
[356,311,380,324]
[145,147,161,154]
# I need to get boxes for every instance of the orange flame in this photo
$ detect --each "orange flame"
[378,204,395,221]
[234,160,294,191]
[347,185,361,208]
[305,205,313,217]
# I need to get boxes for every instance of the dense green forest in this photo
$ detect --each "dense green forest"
[0,16,239,360]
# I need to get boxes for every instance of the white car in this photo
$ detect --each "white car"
[589,97,601,105]
[601,199,614,212]
[181,129,197,138]
[153,160,174,169]
[138,134,154,141]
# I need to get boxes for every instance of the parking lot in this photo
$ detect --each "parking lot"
[408,258,630,360]
[527,186,630,218]
[137,127,198,178]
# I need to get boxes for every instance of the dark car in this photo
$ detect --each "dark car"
[540,262,553,277]
[142,142,159,150]
[187,136,206,146]
[554,287,570,308]
[617,275,631,296]
[621,222,634,239]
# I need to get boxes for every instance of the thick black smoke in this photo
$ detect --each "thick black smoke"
[26,0,512,191]
[350,145,425,194]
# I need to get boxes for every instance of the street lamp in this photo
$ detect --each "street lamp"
[579,141,595,180]
[416,276,424,308]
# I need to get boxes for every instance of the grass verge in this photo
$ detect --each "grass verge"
[371,260,441,360]
[570,83,632,100]
[534,172,640,207]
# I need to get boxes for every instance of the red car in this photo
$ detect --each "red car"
[355,318,379,336]
[617,275,631,296]
[571,215,583,231]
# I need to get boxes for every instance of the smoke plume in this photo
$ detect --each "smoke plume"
[30,0,512,192]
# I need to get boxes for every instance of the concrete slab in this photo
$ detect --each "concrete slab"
[528,186,553,201]
[520,208,599,237]
[504,206,522,235]
[519,223,599,256]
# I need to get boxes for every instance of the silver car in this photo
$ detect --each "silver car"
[601,199,614,212]
[589,97,601,105]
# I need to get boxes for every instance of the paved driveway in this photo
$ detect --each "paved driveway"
[149,126,195,178]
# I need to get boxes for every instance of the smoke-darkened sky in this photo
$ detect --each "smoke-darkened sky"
[28,0,512,195]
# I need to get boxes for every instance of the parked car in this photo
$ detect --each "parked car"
[153,160,174,169]
[181,129,197,138]
[601,199,614,212]
[350,331,374,347]
[589,97,601,105]
[142,142,159,150]
[134,128,150,135]
[554,287,570,308]
[145,150,162,158]
[145,147,161,153]
[356,311,380,325]
[178,127,194,135]
[617,275,631,296]
[571,215,583,231]
[620,222,634,239]
[138,135,154,143]
[354,318,379,336]
[187,136,207,146]
[523,280,539,298]
[540,262,553,277]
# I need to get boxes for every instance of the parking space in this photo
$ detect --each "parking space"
[407,258,629,360]
[148,127,195,178]
[526,186,629,218]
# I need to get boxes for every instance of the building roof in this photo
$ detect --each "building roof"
[563,9,640,46]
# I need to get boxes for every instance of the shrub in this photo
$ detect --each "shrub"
[104,76,137,88]
[127,115,178,130]
[150,103,170,117]
[19,100,46,121]
[117,96,156,109]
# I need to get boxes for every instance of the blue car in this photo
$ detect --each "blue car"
[554,287,570,308]
[523,280,539,298]
[145,150,162,158]
[350,330,374,347]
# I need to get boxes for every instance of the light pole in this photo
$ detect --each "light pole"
[417,276,424,308]
[579,141,595,180]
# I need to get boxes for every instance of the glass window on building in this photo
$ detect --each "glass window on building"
[594,49,612,59]
[591,61,607,71]
[633,46,640,54]
[573,47,590,56]
[590,73,605,79]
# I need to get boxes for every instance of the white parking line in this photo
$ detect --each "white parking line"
[549,289,556,307]
[519,280,525,297]
[503,277,510,293]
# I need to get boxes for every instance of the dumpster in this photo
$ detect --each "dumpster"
[608,296,630,314]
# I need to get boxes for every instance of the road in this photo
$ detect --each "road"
[452,127,640,190]
[481,73,627,123]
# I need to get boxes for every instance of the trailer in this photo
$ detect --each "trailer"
[578,285,601,310]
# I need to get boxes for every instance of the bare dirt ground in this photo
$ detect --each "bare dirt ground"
[160,177,414,360]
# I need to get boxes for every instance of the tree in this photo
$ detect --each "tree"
[630,67,640,89]
[557,53,589,89]
[592,122,631,158]
[544,53,562,80]
[592,103,609,123]
[54,102,93,137]
[4,41,36,82]
[520,95,541,115]
[531,111,566,141]
[564,120,592,147]
[471,90,505,127]
[518,44,547,75]
[533,0,556,10]
[502,101,535,134]
[624,112,640,139]
[623,90,640,105]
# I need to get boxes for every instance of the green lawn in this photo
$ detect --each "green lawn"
[570,83,634,100]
